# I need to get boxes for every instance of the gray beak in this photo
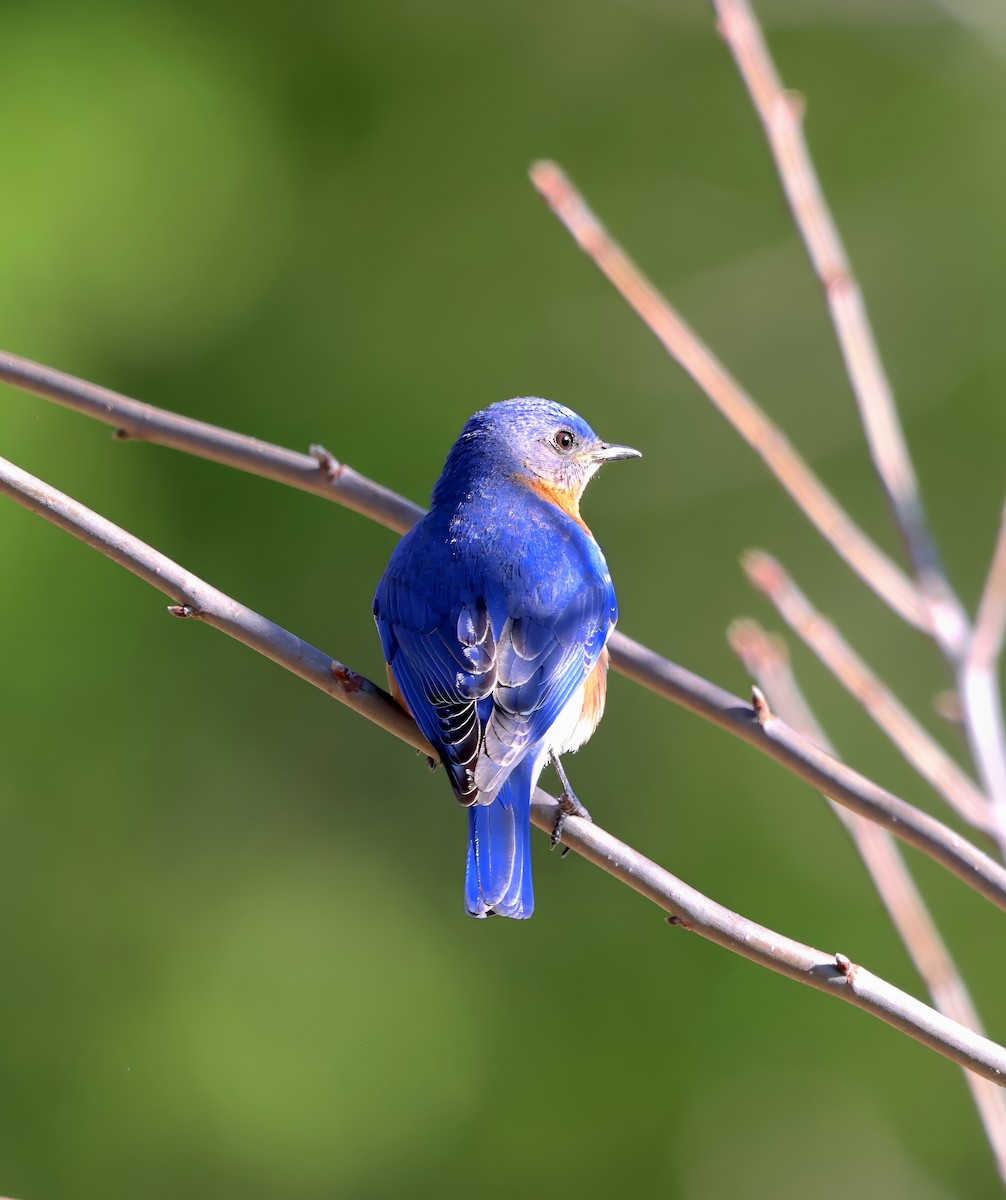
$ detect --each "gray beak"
[593,442,642,463]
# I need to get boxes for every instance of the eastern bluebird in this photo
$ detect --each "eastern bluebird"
[374,398,639,919]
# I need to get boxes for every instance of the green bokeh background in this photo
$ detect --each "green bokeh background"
[2,1,1005,1196]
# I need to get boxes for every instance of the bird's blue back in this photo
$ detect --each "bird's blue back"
[374,399,625,918]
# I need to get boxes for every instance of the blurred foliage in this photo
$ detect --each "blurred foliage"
[2,0,1005,1196]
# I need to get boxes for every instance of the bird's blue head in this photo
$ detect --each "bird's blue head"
[432,397,640,517]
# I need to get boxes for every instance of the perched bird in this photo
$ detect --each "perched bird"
[374,398,639,919]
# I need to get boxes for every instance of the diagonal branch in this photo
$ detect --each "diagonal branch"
[712,0,1006,864]
[0,350,422,537]
[532,121,1006,860]
[3,352,1006,907]
[730,619,1006,1183]
[711,0,969,660]
[971,499,1006,674]
[0,453,426,753]
[614,630,1006,908]
[743,550,997,841]
[961,498,1006,838]
[2,450,1006,1086]
[527,162,930,635]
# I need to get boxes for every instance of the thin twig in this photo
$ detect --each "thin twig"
[612,629,1006,907]
[744,549,997,840]
[1,452,1005,1086]
[0,454,428,754]
[0,350,422,536]
[711,0,969,660]
[712,0,1006,868]
[526,164,929,635]
[962,498,1006,838]
[2,355,1005,904]
[730,619,1006,1183]
[971,500,1006,675]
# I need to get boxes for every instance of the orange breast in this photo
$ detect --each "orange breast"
[523,477,592,534]
[572,646,609,750]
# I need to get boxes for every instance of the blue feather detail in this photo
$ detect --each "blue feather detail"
[465,760,535,919]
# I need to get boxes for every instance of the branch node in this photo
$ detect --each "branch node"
[742,548,781,594]
[529,160,606,257]
[331,661,365,693]
[933,689,963,726]
[782,88,806,123]
[751,685,771,725]
[822,266,853,301]
[714,12,736,42]
[834,951,859,984]
[112,427,131,441]
[310,443,346,482]
[166,604,197,619]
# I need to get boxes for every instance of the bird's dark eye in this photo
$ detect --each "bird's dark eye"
[553,429,575,452]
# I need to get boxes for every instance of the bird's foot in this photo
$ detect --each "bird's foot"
[549,752,592,855]
[550,790,592,854]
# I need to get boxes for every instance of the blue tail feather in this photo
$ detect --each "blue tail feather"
[465,762,535,920]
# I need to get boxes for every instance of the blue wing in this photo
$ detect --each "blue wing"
[373,515,616,806]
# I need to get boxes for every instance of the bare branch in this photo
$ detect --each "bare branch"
[0,350,422,537]
[959,500,1006,841]
[0,452,429,756]
[3,354,1006,906]
[527,17,1006,863]
[714,0,1006,884]
[971,499,1006,673]
[730,619,1006,1181]
[613,628,1006,909]
[2,452,1005,1086]
[527,162,928,634]
[711,0,969,659]
[529,61,1006,860]
[744,549,996,839]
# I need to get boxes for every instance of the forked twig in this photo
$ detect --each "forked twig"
[710,2,1006,1166]
[962,499,1006,836]
[527,161,929,635]
[2,449,1005,1086]
[743,550,996,839]
[711,0,1006,865]
[711,0,969,660]
[730,619,1006,1182]
[972,500,1006,674]
[609,631,1006,905]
